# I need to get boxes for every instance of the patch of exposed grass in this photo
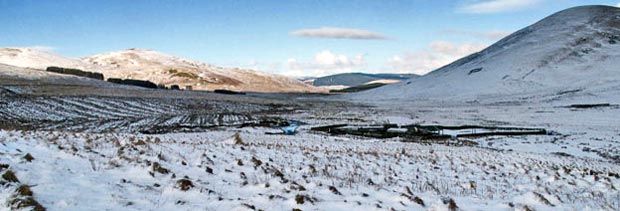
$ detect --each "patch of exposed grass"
[295,194,307,204]
[233,133,246,145]
[167,68,178,74]
[446,198,458,211]
[2,170,20,183]
[251,157,263,167]
[0,163,9,171]
[172,72,200,80]
[290,182,306,191]
[15,185,33,196]
[328,186,342,195]
[175,179,194,191]
[23,153,35,162]
[152,162,170,174]
[9,197,46,211]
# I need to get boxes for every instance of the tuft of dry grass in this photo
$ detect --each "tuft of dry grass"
[447,198,458,211]
[15,185,33,196]
[251,157,263,167]
[233,133,246,145]
[413,196,425,207]
[533,192,555,207]
[290,182,306,191]
[23,153,35,162]
[0,163,9,171]
[2,170,20,183]
[9,197,46,211]
[401,187,425,207]
[175,179,194,191]
[328,186,342,195]
[152,162,170,174]
[295,194,316,205]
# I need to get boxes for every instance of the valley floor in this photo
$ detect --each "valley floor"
[1,83,619,210]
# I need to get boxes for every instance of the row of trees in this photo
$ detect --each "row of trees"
[107,78,158,89]
[46,66,187,90]
[46,66,104,80]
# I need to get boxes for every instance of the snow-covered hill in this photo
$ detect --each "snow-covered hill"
[350,5,620,102]
[0,48,323,93]
[83,49,323,93]
[0,48,93,70]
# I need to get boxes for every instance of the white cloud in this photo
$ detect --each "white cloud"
[387,41,488,75]
[290,27,386,40]
[314,50,364,67]
[439,29,511,40]
[617,3,620,7]
[458,0,543,14]
[284,50,366,77]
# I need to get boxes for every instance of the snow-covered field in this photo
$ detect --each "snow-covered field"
[1,87,620,211]
[1,127,619,211]
[0,95,277,133]
[1,83,620,211]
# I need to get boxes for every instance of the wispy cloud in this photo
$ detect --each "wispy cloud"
[439,29,511,40]
[458,0,544,14]
[290,27,387,40]
[387,41,488,75]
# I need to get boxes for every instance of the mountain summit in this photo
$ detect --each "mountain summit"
[352,5,620,101]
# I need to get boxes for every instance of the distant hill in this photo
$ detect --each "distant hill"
[0,47,324,93]
[82,48,325,93]
[312,73,418,87]
[329,83,388,93]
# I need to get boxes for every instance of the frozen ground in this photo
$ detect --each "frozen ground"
[1,90,620,211]
[1,60,620,210]
[1,128,619,211]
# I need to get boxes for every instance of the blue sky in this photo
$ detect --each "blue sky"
[1,0,619,76]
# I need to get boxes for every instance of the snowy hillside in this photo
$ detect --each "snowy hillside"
[0,48,92,70]
[0,63,117,92]
[83,49,323,93]
[0,48,323,93]
[350,5,620,102]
